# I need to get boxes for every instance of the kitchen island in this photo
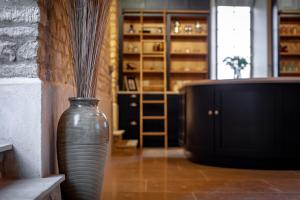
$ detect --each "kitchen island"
[182,78,300,169]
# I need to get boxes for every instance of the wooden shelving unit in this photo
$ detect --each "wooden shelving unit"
[119,10,210,148]
[278,12,300,76]
[168,14,209,91]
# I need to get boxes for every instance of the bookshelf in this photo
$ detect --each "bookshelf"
[119,10,210,148]
[278,12,300,76]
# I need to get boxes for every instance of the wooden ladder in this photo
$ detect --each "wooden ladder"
[139,11,168,148]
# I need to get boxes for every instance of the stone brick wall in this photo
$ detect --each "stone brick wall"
[0,0,40,78]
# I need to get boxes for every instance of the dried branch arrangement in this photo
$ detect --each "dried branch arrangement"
[61,0,111,97]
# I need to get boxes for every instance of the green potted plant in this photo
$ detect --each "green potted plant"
[223,56,249,79]
[57,0,111,199]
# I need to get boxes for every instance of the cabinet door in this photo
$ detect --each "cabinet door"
[167,0,189,10]
[118,94,140,140]
[120,0,145,9]
[281,85,300,158]
[185,86,214,155]
[214,85,278,157]
[167,94,183,147]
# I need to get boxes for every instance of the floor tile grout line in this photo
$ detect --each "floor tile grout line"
[198,170,210,181]
[260,178,283,193]
[191,192,198,200]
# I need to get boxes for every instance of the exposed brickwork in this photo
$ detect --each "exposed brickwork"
[38,0,114,97]
[38,0,73,85]
[110,0,119,103]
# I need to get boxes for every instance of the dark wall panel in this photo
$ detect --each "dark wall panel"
[167,0,189,10]
[121,0,145,9]
[189,0,210,10]
[145,0,167,9]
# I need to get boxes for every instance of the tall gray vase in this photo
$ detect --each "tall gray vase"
[57,97,109,200]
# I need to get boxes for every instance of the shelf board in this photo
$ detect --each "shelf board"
[143,33,164,37]
[171,52,207,56]
[143,52,164,55]
[123,33,141,37]
[280,34,300,38]
[142,39,165,42]
[123,52,140,55]
[280,52,300,56]
[171,34,208,37]
[170,71,208,74]
[142,132,166,136]
[143,54,164,58]
[123,70,164,74]
[143,100,165,104]
[142,116,165,120]
[123,70,140,74]
[143,70,164,73]
[280,72,300,76]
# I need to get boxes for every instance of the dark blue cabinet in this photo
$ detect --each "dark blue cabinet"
[118,94,182,147]
[168,94,183,147]
[118,94,140,140]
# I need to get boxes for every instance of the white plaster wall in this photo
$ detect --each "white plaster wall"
[0,78,75,178]
[0,78,42,178]
[252,0,272,77]
[210,0,217,80]
[41,82,75,176]
[0,77,111,178]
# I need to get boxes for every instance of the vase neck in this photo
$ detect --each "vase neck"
[69,97,99,107]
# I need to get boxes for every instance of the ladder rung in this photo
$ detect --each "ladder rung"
[143,116,165,120]
[143,100,164,104]
[143,132,166,136]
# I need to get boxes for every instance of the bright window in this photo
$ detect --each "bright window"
[217,6,251,79]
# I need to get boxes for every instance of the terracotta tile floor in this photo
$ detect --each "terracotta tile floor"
[102,148,300,200]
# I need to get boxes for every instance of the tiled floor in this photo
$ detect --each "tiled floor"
[102,148,300,200]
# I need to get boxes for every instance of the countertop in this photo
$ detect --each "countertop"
[183,77,300,87]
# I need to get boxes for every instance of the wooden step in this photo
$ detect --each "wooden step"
[0,175,65,200]
[142,116,165,120]
[115,140,138,149]
[113,130,125,144]
[0,143,12,153]
[143,100,164,104]
[142,132,166,136]
[113,130,125,136]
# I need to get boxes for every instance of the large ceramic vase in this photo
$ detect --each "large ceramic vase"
[57,98,109,200]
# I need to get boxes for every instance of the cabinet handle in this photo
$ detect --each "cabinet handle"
[130,94,137,98]
[214,110,219,116]
[208,110,213,116]
[130,102,137,107]
[130,121,137,126]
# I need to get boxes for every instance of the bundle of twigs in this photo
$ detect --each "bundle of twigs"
[61,0,111,97]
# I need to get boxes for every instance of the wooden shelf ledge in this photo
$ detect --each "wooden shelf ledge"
[0,143,12,153]
[171,53,207,56]
[280,53,300,56]
[142,116,165,120]
[170,71,208,74]
[143,100,165,104]
[171,34,208,37]
[142,132,166,136]
[280,72,300,76]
